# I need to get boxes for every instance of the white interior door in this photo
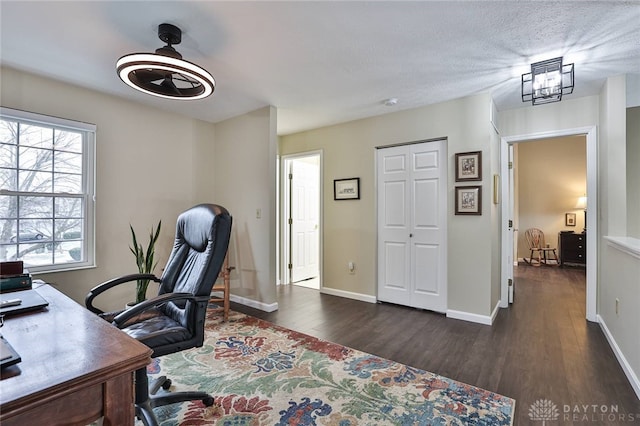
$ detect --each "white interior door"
[377,140,447,312]
[290,157,320,283]
[377,145,411,304]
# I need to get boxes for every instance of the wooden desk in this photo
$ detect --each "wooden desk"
[0,284,152,425]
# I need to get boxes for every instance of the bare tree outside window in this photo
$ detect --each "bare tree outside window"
[0,109,95,272]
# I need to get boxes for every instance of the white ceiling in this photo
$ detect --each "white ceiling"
[1,1,639,135]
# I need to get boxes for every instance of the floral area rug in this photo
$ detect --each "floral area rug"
[144,307,515,425]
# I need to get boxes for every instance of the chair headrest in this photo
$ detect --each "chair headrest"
[177,204,229,252]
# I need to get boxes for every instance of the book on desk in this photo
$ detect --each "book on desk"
[1,261,32,292]
[0,261,49,369]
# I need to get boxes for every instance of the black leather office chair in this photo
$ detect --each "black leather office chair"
[85,204,232,426]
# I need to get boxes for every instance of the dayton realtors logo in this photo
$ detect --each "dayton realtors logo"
[529,399,638,423]
[529,399,560,425]
[564,404,636,423]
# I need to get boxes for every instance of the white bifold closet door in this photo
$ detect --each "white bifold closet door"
[377,140,447,312]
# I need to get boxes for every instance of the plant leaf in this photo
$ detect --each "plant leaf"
[130,220,162,303]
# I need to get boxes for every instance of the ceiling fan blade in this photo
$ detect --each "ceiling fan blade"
[161,76,182,95]
[132,69,165,84]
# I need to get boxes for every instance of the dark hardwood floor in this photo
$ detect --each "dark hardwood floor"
[231,265,640,425]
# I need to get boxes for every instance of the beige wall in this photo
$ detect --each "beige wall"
[214,106,278,308]
[281,93,497,318]
[627,107,640,238]
[499,96,599,136]
[599,75,627,237]
[515,136,587,260]
[598,76,640,397]
[601,242,640,398]
[1,66,217,309]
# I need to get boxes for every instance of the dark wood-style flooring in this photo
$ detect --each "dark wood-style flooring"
[231,265,640,425]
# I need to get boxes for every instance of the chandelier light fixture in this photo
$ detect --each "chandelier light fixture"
[521,57,574,105]
[116,23,215,100]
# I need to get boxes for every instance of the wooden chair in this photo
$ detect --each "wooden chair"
[209,252,234,321]
[524,228,558,266]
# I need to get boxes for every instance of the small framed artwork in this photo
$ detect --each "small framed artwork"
[565,213,576,227]
[455,186,482,215]
[334,177,360,200]
[455,151,482,182]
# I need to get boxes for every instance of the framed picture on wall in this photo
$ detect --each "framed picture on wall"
[455,186,482,215]
[334,178,360,200]
[565,212,576,226]
[455,151,482,181]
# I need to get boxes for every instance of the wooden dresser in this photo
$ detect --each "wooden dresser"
[558,232,586,267]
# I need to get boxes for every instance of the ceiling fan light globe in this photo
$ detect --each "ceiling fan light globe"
[116,53,215,100]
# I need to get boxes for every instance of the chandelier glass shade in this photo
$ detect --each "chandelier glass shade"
[116,24,215,100]
[522,57,574,105]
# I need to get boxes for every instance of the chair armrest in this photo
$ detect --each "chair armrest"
[85,273,160,314]
[111,292,209,328]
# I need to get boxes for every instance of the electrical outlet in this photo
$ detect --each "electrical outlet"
[616,298,620,315]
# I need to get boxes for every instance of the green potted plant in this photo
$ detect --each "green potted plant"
[129,220,162,304]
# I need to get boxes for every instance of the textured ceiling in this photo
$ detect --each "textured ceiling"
[1,1,639,135]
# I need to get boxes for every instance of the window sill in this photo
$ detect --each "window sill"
[30,262,97,275]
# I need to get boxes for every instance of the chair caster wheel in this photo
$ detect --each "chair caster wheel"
[162,379,172,390]
[203,396,215,406]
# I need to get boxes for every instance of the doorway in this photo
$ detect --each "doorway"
[513,136,586,266]
[500,126,597,321]
[281,152,322,289]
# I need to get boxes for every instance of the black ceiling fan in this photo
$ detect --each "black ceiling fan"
[116,23,215,100]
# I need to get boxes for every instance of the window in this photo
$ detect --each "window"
[0,107,96,273]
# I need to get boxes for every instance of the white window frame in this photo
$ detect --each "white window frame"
[0,107,96,273]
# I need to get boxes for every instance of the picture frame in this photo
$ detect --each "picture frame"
[334,177,360,200]
[565,212,576,227]
[455,186,482,215]
[455,151,482,182]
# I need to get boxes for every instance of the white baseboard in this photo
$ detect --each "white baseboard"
[320,287,377,304]
[491,300,501,323]
[446,306,496,326]
[597,315,640,400]
[211,291,279,313]
[321,289,500,326]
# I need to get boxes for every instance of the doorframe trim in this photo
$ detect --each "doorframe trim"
[280,150,323,288]
[500,126,597,322]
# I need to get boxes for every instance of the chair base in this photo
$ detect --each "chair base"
[525,248,558,266]
[135,368,214,426]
